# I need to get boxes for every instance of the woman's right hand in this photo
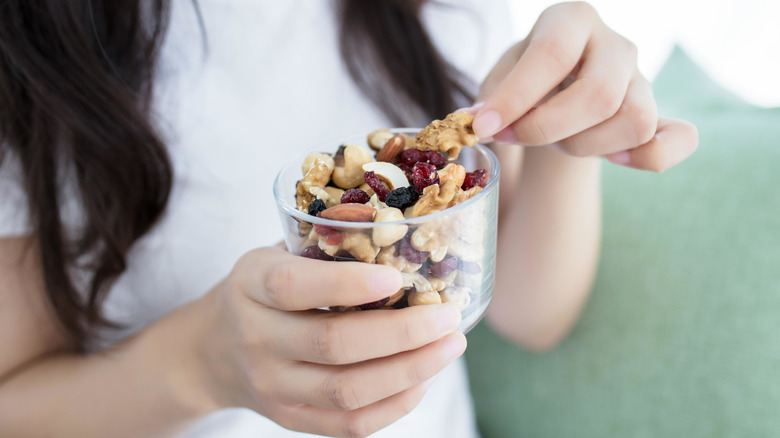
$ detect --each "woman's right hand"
[195,246,466,437]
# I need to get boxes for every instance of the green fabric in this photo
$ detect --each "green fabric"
[465,46,780,437]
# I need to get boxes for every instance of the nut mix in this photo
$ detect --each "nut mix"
[294,112,489,312]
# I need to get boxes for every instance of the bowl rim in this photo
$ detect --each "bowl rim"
[272,127,500,228]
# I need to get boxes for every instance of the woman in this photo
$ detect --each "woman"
[0,1,697,437]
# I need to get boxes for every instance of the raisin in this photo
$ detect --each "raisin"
[358,296,390,311]
[385,186,419,210]
[429,256,458,278]
[308,199,326,216]
[462,169,488,191]
[301,245,334,261]
[363,171,391,201]
[398,234,428,264]
[412,162,439,194]
[340,188,370,204]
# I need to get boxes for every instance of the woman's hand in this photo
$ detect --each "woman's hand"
[473,1,698,172]
[196,246,465,437]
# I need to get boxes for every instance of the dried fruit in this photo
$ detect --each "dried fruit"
[462,169,488,191]
[358,296,390,311]
[398,148,446,169]
[319,203,376,222]
[398,234,428,264]
[428,256,458,278]
[340,188,370,204]
[384,186,419,210]
[308,199,327,216]
[412,162,439,194]
[363,171,391,201]
[301,245,334,261]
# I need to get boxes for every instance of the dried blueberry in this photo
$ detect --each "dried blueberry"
[385,186,419,210]
[308,199,326,216]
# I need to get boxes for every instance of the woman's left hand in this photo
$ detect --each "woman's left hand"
[472,1,698,172]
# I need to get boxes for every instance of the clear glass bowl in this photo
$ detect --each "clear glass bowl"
[272,129,499,332]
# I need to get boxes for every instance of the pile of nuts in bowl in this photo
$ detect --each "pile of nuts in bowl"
[294,112,491,311]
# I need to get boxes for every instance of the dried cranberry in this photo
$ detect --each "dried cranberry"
[398,234,428,264]
[340,188,370,204]
[423,150,447,168]
[363,171,391,201]
[462,169,488,191]
[412,162,439,193]
[308,199,326,216]
[358,296,390,311]
[300,245,334,261]
[429,256,458,278]
[398,148,447,169]
[398,148,425,167]
[385,186,419,210]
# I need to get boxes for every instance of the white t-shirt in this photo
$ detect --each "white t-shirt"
[0,1,514,436]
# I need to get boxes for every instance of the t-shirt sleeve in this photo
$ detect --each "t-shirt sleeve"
[0,152,33,237]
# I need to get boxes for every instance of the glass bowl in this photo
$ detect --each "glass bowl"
[272,129,499,332]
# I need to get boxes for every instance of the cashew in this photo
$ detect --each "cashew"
[440,286,471,311]
[332,145,372,189]
[367,129,394,151]
[376,246,422,273]
[385,289,406,307]
[362,162,409,191]
[342,231,379,263]
[408,290,442,306]
[372,207,407,247]
[322,186,345,208]
[401,271,435,293]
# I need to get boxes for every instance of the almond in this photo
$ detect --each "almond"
[375,134,405,163]
[319,203,377,222]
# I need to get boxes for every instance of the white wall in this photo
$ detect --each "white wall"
[509,0,780,107]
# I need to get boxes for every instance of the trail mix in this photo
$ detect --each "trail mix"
[294,112,489,312]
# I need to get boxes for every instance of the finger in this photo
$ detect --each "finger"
[507,31,638,146]
[557,73,657,156]
[234,247,401,311]
[606,118,699,172]
[272,303,462,364]
[274,376,436,438]
[282,332,466,410]
[473,7,593,138]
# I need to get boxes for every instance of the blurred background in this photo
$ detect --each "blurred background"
[509,0,780,107]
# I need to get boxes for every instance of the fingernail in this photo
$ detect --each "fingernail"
[421,375,438,389]
[492,127,518,144]
[607,151,631,165]
[370,268,401,296]
[442,333,467,361]
[473,109,502,138]
[436,305,462,333]
[455,102,485,115]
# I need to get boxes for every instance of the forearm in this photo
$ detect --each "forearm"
[0,296,217,437]
[488,146,602,350]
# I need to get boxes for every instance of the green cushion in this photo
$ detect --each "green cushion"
[465,46,780,437]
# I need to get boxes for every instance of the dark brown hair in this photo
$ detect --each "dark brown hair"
[0,0,474,350]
